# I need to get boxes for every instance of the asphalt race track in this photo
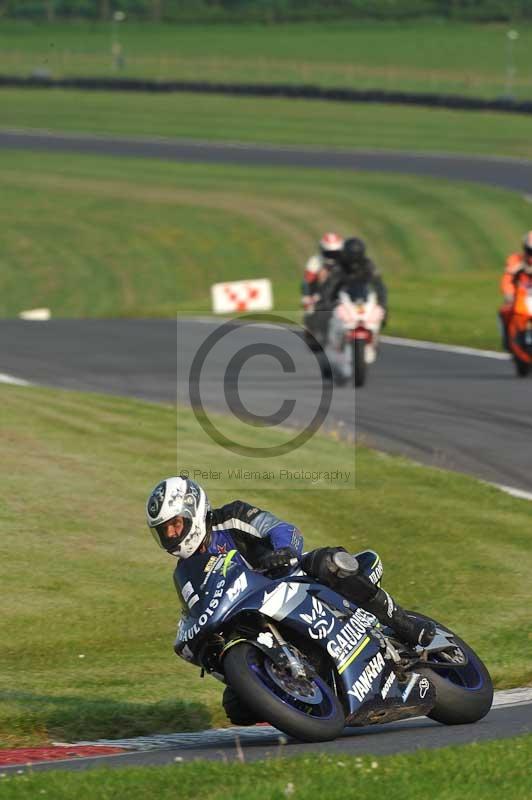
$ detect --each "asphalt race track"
[3,694,532,774]
[2,129,532,193]
[1,318,531,492]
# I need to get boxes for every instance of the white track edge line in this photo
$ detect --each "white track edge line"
[183,317,510,360]
[492,484,532,502]
[380,334,510,360]
[0,372,32,386]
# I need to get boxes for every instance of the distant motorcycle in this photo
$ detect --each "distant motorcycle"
[506,275,532,377]
[174,550,493,743]
[325,288,384,387]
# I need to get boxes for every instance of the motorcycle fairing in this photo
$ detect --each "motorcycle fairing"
[173,556,435,721]
[248,580,433,721]
[173,551,271,663]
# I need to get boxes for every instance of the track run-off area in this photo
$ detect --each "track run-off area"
[1,130,531,771]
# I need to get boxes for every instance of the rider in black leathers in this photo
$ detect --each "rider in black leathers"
[306,237,388,351]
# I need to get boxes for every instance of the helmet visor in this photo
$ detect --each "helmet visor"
[321,249,341,261]
[151,511,193,553]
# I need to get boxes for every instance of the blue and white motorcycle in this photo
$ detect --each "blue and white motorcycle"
[174,550,493,743]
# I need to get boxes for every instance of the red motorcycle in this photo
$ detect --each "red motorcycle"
[505,273,532,377]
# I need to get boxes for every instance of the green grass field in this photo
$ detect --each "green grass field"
[0,149,529,348]
[1,384,531,747]
[3,88,532,159]
[2,737,532,799]
[2,20,532,99]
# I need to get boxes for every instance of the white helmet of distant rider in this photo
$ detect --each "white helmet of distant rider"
[319,232,344,264]
[146,476,210,559]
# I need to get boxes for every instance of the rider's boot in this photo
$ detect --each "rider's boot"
[363,587,436,649]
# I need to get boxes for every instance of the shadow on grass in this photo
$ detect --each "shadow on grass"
[0,690,212,745]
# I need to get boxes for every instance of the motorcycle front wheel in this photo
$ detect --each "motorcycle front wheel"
[223,642,345,742]
[408,612,493,725]
[513,354,530,377]
[351,339,366,387]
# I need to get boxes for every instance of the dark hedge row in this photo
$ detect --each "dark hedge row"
[2,73,531,115]
[1,0,531,23]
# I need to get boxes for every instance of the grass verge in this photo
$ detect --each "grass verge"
[0,384,531,747]
[1,737,531,798]
[3,20,532,99]
[3,88,532,159]
[1,149,529,348]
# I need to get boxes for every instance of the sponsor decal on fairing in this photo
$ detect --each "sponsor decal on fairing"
[380,670,396,699]
[187,593,200,609]
[419,677,430,699]
[347,651,386,701]
[177,578,226,642]
[259,582,309,620]
[204,555,222,573]
[227,572,248,602]
[401,672,420,703]
[182,581,194,602]
[300,596,335,640]
[326,608,377,668]
[368,560,383,585]
[257,632,274,648]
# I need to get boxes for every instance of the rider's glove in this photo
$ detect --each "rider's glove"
[259,547,298,578]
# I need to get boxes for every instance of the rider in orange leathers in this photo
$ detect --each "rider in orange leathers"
[499,231,532,349]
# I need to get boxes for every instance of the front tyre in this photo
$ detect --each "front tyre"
[351,339,366,387]
[513,355,530,377]
[223,643,345,742]
[409,612,493,725]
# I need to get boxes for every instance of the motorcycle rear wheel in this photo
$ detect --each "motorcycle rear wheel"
[407,611,493,725]
[223,642,345,742]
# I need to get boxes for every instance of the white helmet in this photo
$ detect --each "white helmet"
[319,232,344,262]
[146,476,210,559]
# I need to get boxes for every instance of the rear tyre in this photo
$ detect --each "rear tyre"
[351,339,366,387]
[407,612,493,725]
[513,355,530,377]
[223,642,345,742]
